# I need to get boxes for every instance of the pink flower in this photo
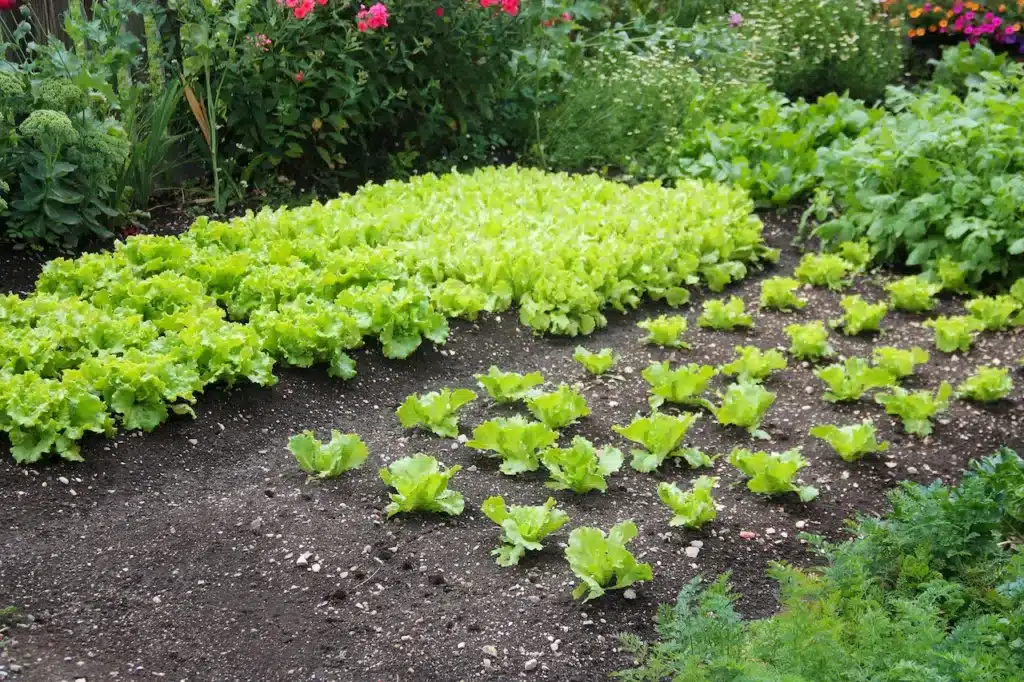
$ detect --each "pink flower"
[355,3,389,30]
[952,1,963,12]
[965,10,975,19]
[479,0,499,7]
[561,11,571,21]
[728,11,743,28]
[357,20,368,31]
[435,5,444,15]
[295,71,305,82]
[293,0,314,17]
[315,0,328,4]
[500,0,518,15]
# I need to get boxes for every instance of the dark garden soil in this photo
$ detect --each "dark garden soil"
[1,211,1022,682]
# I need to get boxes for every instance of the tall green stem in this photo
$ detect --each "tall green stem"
[203,59,220,212]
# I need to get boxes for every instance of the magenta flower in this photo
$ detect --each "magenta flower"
[728,11,743,27]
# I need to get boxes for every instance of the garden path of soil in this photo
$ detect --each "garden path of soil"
[1,212,1022,682]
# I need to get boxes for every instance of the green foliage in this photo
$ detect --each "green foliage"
[784,321,834,360]
[759,277,806,311]
[698,296,754,331]
[713,380,776,438]
[396,388,477,438]
[814,357,895,402]
[378,454,464,518]
[884,275,941,312]
[930,41,1019,95]
[832,295,887,335]
[642,361,717,410]
[965,295,1022,331]
[720,345,787,383]
[871,346,929,380]
[658,477,718,529]
[957,366,1013,403]
[834,239,873,273]
[541,436,624,494]
[794,253,852,290]
[526,384,591,429]
[466,416,559,475]
[809,421,889,462]
[287,429,368,478]
[613,411,708,473]
[565,521,653,602]
[637,315,691,349]
[481,496,569,567]
[474,366,545,404]
[923,315,985,353]
[573,347,617,375]
[728,447,818,501]
[875,382,953,437]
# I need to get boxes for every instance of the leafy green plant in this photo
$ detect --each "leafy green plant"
[481,496,569,567]
[573,347,617,375]
[835,240,873,273]
[875,382,953,436]
[884,276,941,312]
[809,421,889,462]
[378,454,464,518]
[565,521,653,602]
[541,436,624,494]
[793,253,852,290]
[832,295,887,335]
[526,384,590,429]
[474,366,544,404]
[815,357,895,402]
[720,346,787,383]
[642,361,717,410]
[728,447,818,501]
[698,296,754,331]
[637,315,691,349]
[957,366,1013,403]
[871,346,930,380]
[965,295,1022,331]
[466,416,559,475]
[396,388,477,438]
[923,315,985,353]
[613,412,708,472]
[713,380,776,438]
[784,321,834,360]
[657,477,718,529]
[759,276,806,311]
[287,429,368,478]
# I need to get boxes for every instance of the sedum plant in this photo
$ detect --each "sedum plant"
[871,346,929,380]
[885,276,941,312]
[565,521,653,602]
[814,357,895,402]
[474,366,544,403]
[956,366,1013,402]
[526,384,590,429]
[466,416,559,475]
[923,315,985,353]
[288,429,369,478]
[481,496,569,567]
[573,346,617,375]
[698,296,754,330]
[875,382,953,437]
[728,447,818,501]
[642,361,716,409]
[658,477,718,529]
[720,345,787,383]
[784,321,833,360]
[612,411,709,472]
[379,454,464,518]
[759,276,806,311]
[713,380,776,438]
[541,436,624,494]
[965,295,1022,331]
[833,295,887,335]
[637,315,691,349]
[794,253,852,290]
[809,421,889,462]
[396,388,477,438]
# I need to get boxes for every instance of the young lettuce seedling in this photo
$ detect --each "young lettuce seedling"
[541,436,623,494]
[871,346,929,380]
[965,295,1022,331]
[526,384,590,429]
[784,321,833,360]
[719,345,787,383]
[729,447,818,501]
[565,521,653,601]
[832,295,887,335]
[466,416,559,475]
[396,388,477,438]
[474,366,544,403]
[956,366,1013,402]
[875,382,953,436]
[657,476,718,529]
[637,315,691,349]
[713,380,776,439]
[814,357,895,402]
[923,315,984,353]
[698,296,754,331]
[379,454,464,518]
[612,411,709,472]
[809,421,889,462]
[885,275,940,312]
[481,496,569,567]
[573,346,617,375]
[642,361,716,409]
[288,429,368,479]
[794,253,852,290]
[759,276,806,311]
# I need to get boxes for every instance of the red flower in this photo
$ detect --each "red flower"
[357,20,368,31]
[0,0,16,10]
[435,5,444,15]
[295,71,305,82]
[500,0,518,16]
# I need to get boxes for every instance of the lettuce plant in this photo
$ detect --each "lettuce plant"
[956,366,1013,402]
[474,366,544,403]
[288,429,369,478]
[965,295,1022,331]
[809,421,889,462]
[720,345,787,383]
[612,411,708,472]
[833,295,887,335]
[526,384,590,429]
[835,240,872,273]
[875,382,953,437]
[565,520,653,601]
[794,253,852,290]
[481,496,569,567]
[728,447,818,501]
[658,477,718,529]
[713,380,776,438]
[541,436,624,494]
[923,315,985,353]
[871,346,929,380]
[814,357,895,402]
[784,321,833,360]
[379,454,464,518]
[396,388,477,438]
[573,346,617,375]
[884,276,940,312]
[1012,277,1024,304]
[698,296,754,331]
[466,416,558,475]
[642,361,716,409]
[759,276,806,311]
[637,315,691,349]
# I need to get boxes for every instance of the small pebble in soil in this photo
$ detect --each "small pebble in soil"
[525,658,538,671]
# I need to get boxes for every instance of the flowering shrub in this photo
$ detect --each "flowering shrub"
[890,0,1024,49]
